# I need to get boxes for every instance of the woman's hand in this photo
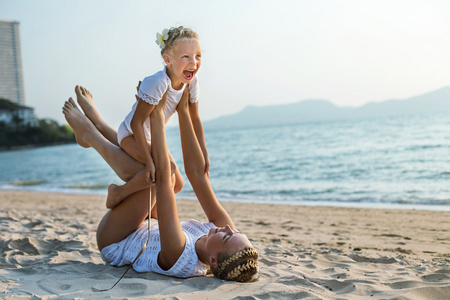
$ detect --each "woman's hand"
[204,155,210,176]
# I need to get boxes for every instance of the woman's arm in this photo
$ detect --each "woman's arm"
[189,101,210,174]
[177,89,234,228]
[130,100,156,182]
[150,92,186,270]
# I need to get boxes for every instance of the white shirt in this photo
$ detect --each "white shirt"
[121,67,199,141]
[101,219,215,278]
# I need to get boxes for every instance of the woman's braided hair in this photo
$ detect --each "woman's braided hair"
[211,247,259,282]
[161,26,199,56]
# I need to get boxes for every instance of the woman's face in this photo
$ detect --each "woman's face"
[164,39,201,89]
[205,225,253,263]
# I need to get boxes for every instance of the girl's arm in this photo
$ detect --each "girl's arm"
[178,89,234,228]
[130,100,156,182]
[150,92,186,270]
[189,101,210,174]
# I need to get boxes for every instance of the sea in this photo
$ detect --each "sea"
[2,112,450,211]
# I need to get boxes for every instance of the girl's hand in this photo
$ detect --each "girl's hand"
[135,81,142,102]
[145,159,156,183]
[136,81,142,92]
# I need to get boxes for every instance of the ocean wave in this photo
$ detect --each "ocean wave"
[12,180,46,186]
[68,184,110,189]
[405,144,444,151]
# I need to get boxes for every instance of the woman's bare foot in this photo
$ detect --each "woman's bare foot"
[62,98,99,148]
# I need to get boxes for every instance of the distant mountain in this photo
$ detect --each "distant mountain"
[203,86,450,129]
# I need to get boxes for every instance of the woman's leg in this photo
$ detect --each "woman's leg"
[149,93,185,268]
[63,98,143,182]
[97,187,153,251]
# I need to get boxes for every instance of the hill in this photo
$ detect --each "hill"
[203,86,450,129]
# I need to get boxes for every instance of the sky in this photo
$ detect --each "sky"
[1,0,449,129]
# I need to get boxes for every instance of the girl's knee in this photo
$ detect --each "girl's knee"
[174,176,184,194]
[169,156,183,193]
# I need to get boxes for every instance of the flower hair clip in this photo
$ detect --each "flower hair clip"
[156,28,169,49]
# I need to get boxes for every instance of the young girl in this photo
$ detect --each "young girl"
[109,26,209,208]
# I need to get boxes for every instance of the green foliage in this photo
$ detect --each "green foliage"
[0,118,75,149]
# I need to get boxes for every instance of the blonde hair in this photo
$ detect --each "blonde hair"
[211,247,259,282]
[161,26,199,56]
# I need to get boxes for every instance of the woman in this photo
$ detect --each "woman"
[62,85,258,282]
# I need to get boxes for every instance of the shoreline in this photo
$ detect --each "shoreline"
[0,141,75,152]
[1,190,450,298]
[2,187,450,212]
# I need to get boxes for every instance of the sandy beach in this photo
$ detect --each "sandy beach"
[0,190,449,299]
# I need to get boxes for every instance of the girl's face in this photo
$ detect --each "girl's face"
[164,39,202,89]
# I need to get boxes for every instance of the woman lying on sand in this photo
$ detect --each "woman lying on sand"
[62,85,258,282]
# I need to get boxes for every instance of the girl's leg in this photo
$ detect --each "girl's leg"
[106,170,150,209]
[106,137,183,208]
[75,85,119,146]
[169,152,184,193]
[120,136,184,192]
[120,135,151,164]
[107,161,183,209]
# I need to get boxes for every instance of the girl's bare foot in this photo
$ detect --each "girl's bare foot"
[75,85,120,146]
[62,98,97,148]
[74,85,101,125]
[106,184,122,209]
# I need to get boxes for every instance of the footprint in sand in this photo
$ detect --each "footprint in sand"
[37,278,73,294]
[118,282,148,291]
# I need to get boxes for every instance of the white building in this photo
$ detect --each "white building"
[0,99,38,127]
[0,20,25,106]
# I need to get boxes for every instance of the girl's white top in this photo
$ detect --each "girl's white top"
[101,219,215,278]
[121,67,199,141]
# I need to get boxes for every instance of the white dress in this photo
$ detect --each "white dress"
[101,219,215,278]
[117,67,199,145]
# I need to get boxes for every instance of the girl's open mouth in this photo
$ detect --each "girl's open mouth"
[183,70,194,80]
